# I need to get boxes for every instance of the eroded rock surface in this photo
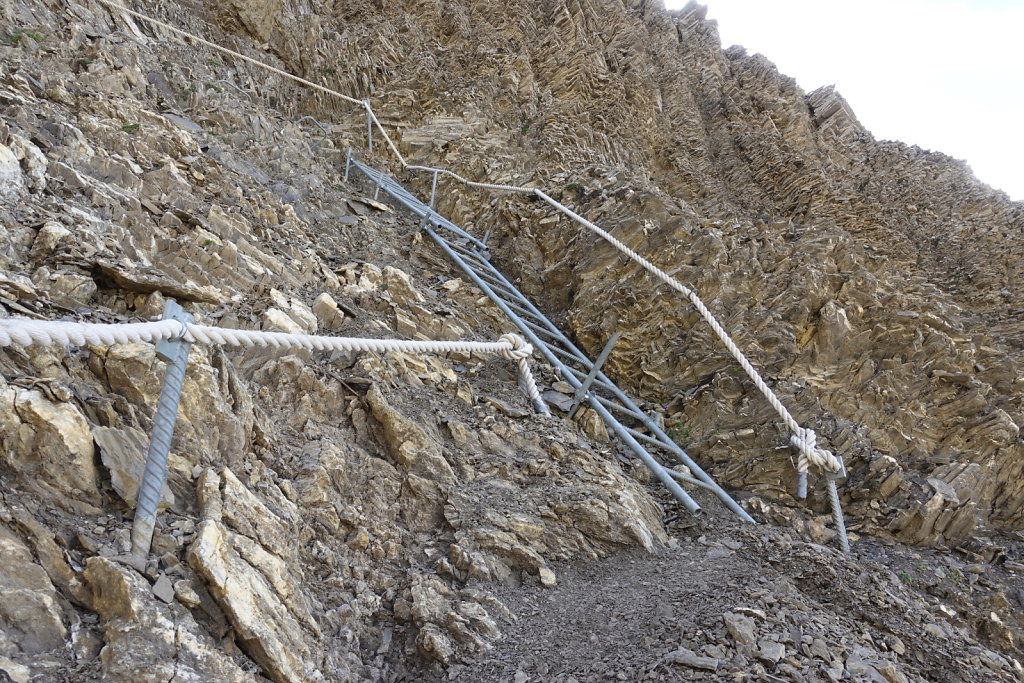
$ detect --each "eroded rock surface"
[1,0,1023,680]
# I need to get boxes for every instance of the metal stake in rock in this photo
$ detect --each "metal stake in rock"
[129,300,194,569]
[569,331,620,418]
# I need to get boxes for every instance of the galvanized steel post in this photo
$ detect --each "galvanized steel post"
[797,471,808,499]
[827,477,850,553]
[343,147,353,183]
[130,300,194,567]
[429,170,439,209]
[364,100,373,153]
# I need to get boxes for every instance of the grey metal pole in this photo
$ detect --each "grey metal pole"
[570,331,620,417]
[364,100,373,153]
[343,147,353,183]
[130,300,194,567]
[797,471,808,499]
[429,170,439,209]
[295,115,328,137]
[827,477,850,553]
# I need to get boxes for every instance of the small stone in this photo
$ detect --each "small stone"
[312,292,346,332]
[0,656,30,683]
[152,574,175,604]
[735,607,767,620]
[538,566,557,587]
[482,395,529,419]
[552,381,574,394]
[347,527,370,552]
[758,640,785,663]
[664,647,720,671]
[723,612,757,646]
[262,307,305,334]
[173,580,201,608]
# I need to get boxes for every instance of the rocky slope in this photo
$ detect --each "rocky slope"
[1,0,1023,681]
[218,0,1024,548]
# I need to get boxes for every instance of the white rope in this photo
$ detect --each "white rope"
[93,0,364,107]
[91,1,839,477]
[533,191,843,477]
[0,318,545,409]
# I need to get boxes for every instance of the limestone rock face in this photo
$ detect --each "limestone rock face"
[84,557,252,682]
[1,0,1023,680]
[210,0,1024,548]
[1,381,101,509]
[188,469,320,683]
[0,523,67,655]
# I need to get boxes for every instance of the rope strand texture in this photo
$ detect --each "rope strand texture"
[0,318,544,406]
[92,0,839,477]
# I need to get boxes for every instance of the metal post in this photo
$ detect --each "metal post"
[343,147,352,183]
[797,471,808,499]
[570,331,620,417]
[373,168,384,200]
[364,100,373,153]
[827,477,850,553]
[130,300,194,568]
[429,170,439,209]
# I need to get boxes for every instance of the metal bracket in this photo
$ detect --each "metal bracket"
[155,300,193,363]
[429,170,439,208]
[294,115,328,137]
[827,456,847,482]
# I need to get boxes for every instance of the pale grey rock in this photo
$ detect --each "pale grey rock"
[0,523,67,654]
[93,425,174,510]
[723,612,757,646]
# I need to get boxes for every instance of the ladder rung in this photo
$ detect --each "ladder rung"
[447,241,490,262]
[591,394,648,422]
[545,343,592,368]
[560,365,618,394]
[624,425,678,452]
[518,318,571,342]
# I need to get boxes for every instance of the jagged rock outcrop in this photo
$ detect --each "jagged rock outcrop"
[204,0,1024,549]
[2,0,1024,680]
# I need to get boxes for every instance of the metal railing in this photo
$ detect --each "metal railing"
[350,157,755,523]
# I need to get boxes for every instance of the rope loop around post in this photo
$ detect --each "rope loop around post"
[497,333,533,360]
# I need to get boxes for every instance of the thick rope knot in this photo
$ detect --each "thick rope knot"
[790,428,842,475]
[498,333,533,360]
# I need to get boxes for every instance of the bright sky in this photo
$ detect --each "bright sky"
[663,0,1024,200]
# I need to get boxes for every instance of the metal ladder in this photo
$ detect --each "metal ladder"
[349,156,754,523]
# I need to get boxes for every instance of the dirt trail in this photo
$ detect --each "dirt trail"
[455,514,1024,682]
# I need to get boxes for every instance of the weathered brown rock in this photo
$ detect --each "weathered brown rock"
[188,469,321,683]
[84,557,252,682]
[0,523,67,655]
[1,0,1024,680]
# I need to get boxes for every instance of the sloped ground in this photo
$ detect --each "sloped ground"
[0,2,669,680]
[461,511,1024,682]
[1,1,1024,682]
[216,0,1024,551]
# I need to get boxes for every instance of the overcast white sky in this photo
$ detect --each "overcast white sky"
[663,0,1024,200]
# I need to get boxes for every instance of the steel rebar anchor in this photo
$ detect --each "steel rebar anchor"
[128,300,194,570]
[826,457,850,553]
